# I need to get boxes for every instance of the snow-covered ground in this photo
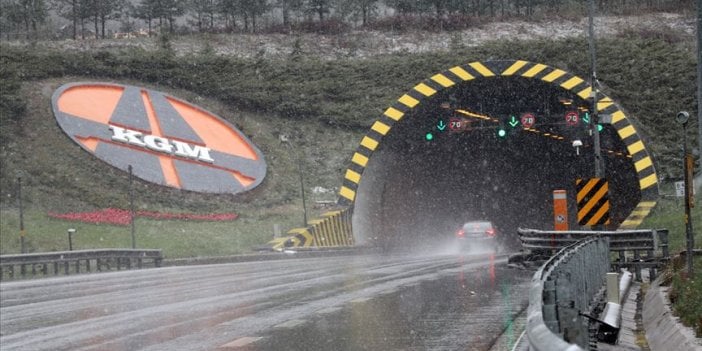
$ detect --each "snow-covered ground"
[6,13,696,60]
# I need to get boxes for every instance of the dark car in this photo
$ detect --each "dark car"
[455,221,499,252]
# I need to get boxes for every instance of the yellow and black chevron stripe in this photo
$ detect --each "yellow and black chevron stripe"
[576,178,611,226]
[619,201,657,229]
[338,59,658,228]
[265,207,354,250]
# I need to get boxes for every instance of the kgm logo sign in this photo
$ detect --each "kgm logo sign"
[52,82,266,194]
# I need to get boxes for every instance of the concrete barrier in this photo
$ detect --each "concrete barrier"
[643,276,702,351]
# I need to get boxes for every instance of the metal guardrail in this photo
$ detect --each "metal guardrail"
[517,228,669,281]
[526,237,610,351]
[0,249,162,280]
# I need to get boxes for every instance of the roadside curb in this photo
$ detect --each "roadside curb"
[642,276,702,351]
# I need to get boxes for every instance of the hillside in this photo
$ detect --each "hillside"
[0,14,699,256]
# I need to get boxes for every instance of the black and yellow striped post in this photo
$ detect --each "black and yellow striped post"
[576,178,611,226]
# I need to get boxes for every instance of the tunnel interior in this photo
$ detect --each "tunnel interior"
[352,76,641,251]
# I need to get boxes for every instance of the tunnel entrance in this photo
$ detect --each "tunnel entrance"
[342,60,658,251]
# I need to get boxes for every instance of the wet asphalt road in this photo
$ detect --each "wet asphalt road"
[0,252,531,351]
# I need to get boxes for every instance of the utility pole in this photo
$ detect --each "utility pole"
[698,0,701,154]
[676,112,695,277]
[588,0,604,179]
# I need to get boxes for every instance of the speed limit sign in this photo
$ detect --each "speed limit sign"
[565,111,579,126]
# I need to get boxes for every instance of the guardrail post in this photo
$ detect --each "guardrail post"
[607,272,619,303]
[556,270,574,340]
[633,250,641,281]
[1,249,162,280]
[543,278,559,331]
[659,230,669,258]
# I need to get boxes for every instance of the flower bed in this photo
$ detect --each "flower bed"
[48,208,238,226]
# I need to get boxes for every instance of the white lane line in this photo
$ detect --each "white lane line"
[316,307,341,314]
[219,336,262,349]
[351,297,370,304]
[274,319,306,329]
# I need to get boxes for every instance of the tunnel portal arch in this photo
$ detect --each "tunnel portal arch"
[339,60,659,247]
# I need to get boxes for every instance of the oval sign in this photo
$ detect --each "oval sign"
[51,82,266,194]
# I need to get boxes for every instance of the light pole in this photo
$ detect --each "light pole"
[128,165,136,249]
[281,136,308,226]
[676,111,694,277]
[17,177,25,254]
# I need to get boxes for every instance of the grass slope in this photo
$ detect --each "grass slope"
[0,31,699,258]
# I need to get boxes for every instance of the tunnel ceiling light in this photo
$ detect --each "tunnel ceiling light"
[455,109,492,121]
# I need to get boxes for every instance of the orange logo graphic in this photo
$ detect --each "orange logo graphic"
[52,83,266,194]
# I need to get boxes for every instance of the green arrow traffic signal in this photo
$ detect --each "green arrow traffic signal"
[508,115,519,128]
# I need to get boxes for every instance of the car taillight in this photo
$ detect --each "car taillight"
[456,229,465,237]
[486,228,496,237]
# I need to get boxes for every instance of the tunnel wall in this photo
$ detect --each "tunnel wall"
[340,60,660,243]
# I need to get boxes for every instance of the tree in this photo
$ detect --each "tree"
[218,0,237,31]
[88,0,123,39]
[52,0,91,39]
[119,2,137,33]
[242,0,268,32]
[218,0,268,33]
[187,0,216,32]
[158,0,185,32]
[276,0,302,28]
[306,0,331,22]
[386,0,427,15]
[341,0,377,26]
[3,0,47,35]
[135,0,157,35]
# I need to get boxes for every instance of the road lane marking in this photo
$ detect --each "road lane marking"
[219,336,262,349]
[316,307,342,314]
[274,319,306,329]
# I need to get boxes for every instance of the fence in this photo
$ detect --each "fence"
[526,237,610,350]
[517,228,669,281]
[0,249,162,280]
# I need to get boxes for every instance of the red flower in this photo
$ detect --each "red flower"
[48,208,238,226]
